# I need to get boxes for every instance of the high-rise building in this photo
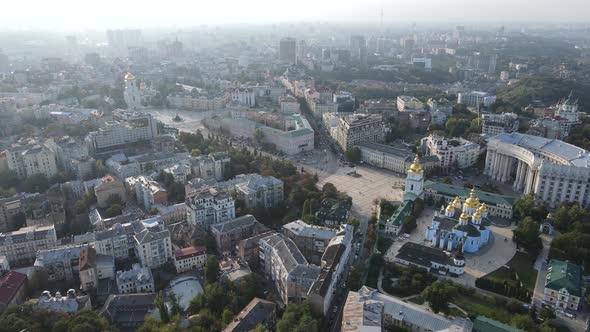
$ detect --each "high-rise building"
[279,37,297,65]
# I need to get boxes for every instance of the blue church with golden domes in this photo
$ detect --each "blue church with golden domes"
[424,189,492,253]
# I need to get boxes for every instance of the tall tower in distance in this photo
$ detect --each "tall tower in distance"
[123,72,142,110]
[279,37,297,65]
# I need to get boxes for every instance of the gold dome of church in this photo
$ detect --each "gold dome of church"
[446,203,455,213]
[124,72,136,81]
[407,154,423,174]
[478,203,488,213]
[459,211,469,221]
[464,188,480,209]
[452,196,462,208]
[547,212,554,219]
[473,209,482,219]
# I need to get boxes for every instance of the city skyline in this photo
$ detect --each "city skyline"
[1,0,589,30]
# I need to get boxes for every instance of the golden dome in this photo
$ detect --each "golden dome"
[452,196,462,208]
[473,209,482,219]
[446,204,455,212]
[407,154,423,174]
[547,212,554,220]
[459,211,469,221]
[464,188,480,209]
[124,72,136,81]
[478,203,488,213]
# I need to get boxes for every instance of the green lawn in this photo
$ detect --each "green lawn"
[453,293,513,324]
[484,251,538,291]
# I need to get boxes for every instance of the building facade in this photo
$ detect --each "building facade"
[185,186,235,229]
[421,134,481,170]
[0,225,58,266]
[173,246,207,273]
[481,113,519,136]
[543,259,583,311]
[485,132,590,208]
[335,114,384,151]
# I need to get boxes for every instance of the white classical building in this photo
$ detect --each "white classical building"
[185,186,235,229]
[485,132,590,208]
[116,265,154,294]
[421,134,481,170]
[5,138,58,179]
[335,114,384,151]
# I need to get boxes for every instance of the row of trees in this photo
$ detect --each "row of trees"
[475,277,532,302]
[0,305,116,332]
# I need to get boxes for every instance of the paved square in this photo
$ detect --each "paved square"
[318,165,405,219]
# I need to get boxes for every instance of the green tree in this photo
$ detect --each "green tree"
[191,148,202,157]
[23,173,49,192]
[514,194,535,219]
[95,160,106,177]
[254,128,265,144]
[205,256,220,284]
[510,314,536,331]
[104,204,122,218]
[421,281,457,313]
[148,207,159,215]
[445,118,470,137]
[276,301,319,332]
[345,147,362,163]
[221,308,234,327]
[154,291,170,323]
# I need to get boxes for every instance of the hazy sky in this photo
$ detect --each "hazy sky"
[2,0,589,30]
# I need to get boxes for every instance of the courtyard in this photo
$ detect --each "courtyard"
[384,207,517,288]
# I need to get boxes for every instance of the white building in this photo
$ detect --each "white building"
[167,92,228,111]
[5,138,58,179]
[85,111,158,155]
[123,72,142,110]
[397,96,425,112]
[457,91,496,108]
[0,225,58,266]
[116,265,154,294]
[153,203,186,224]
[279,95,300,114]
[427,98,453,115]
[172,246,207,273]
[34,244,88,282]
[555,92,581,124]
[185,186,235,229]
[335,114,384,151]
[132,176,168,209]
[231,88,256,107]
[421,134,481,170]
[485,132,590,208]
[133,217,173,269]
[481,113,519,136]
[217,174,284,209]
[404,155,425,201]
[94,223,135,259]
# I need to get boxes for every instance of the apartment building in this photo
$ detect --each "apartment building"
[94,175,127,208]
[258,233,320,304]
[308,225,353,315]
[79,247,115,291]
[94,223,135,259]
[0,225,58,266]
[218,173,284,209]
[5,138,58,179]
[133,217,173,269]
[397,96,424,112]
[132,175,168,209]
[481,113,519,136]
[335,114,384,151]
[173,246,207,273]
[34,244,88,282]
[167,91,228,111]
[283,220,337,265]
[210,215,268,254]
[0,196,24,233]
[85,111,158,155]
[116,265,155,294]
[421,134,481,169]
[457,91,496,108]
[185,186,235,229]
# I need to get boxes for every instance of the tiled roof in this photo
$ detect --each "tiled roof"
[0,271,27,305]
[174,246,207,260]
[545,259,583,296]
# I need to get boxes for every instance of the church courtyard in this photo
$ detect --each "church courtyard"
[384,207,517,288]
